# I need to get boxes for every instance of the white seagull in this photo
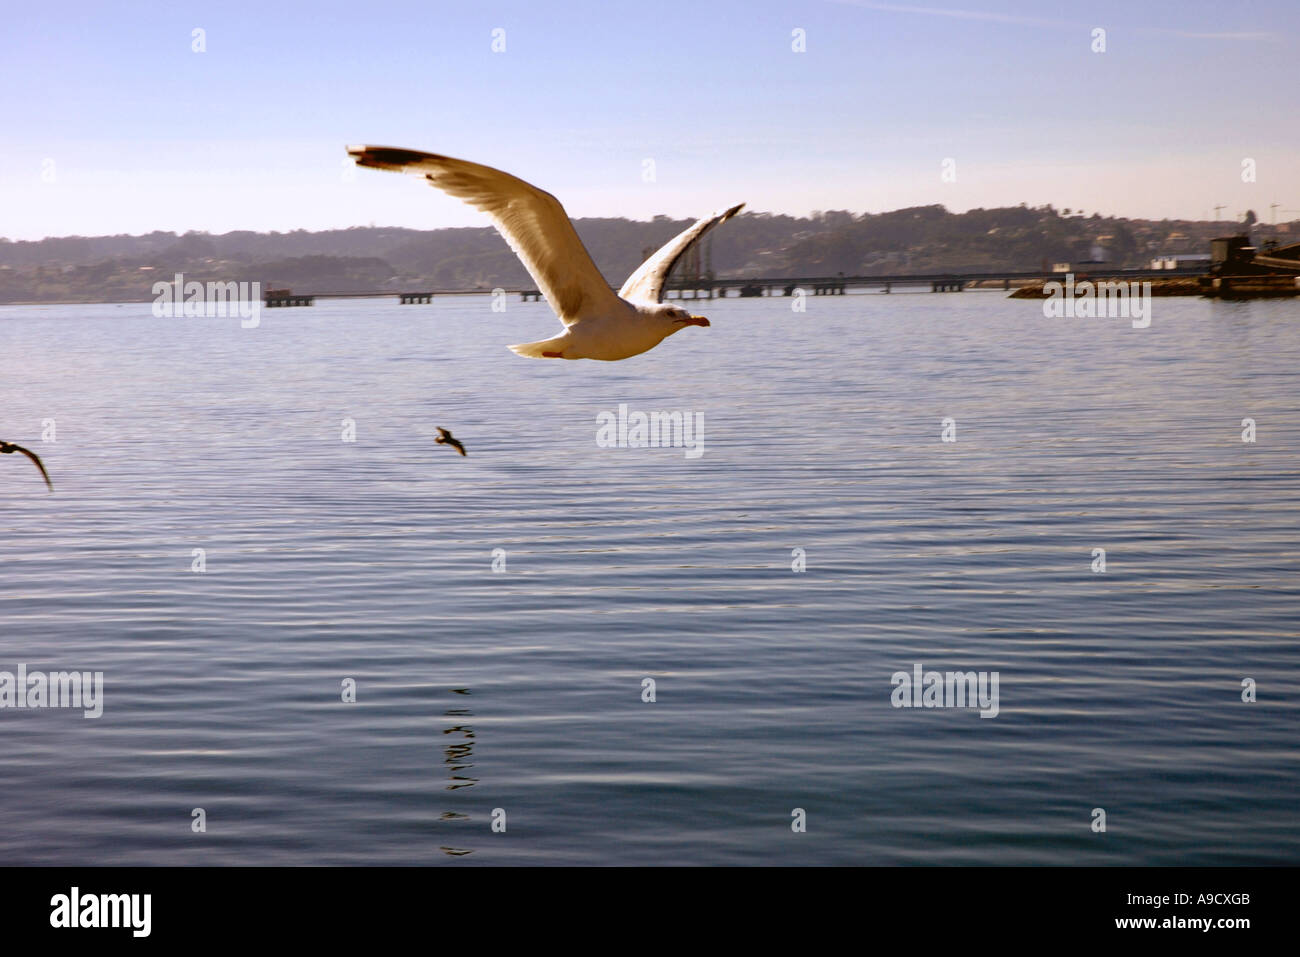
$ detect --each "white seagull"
[348,146,744,361]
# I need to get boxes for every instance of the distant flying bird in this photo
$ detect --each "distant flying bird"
[435,427,467,457]
[1,440,52,490]
[348,145,743,361]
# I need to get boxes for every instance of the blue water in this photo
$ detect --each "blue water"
[1,292,1297,865]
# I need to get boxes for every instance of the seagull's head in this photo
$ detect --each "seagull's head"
[651,303,711,335]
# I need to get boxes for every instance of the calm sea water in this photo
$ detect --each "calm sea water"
[1,292,1297,865]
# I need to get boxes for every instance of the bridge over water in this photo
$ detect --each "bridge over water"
[267,268,1201,306]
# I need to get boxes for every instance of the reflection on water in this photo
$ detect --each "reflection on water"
[0,295,1298,864]
[439,689,476,856]
[443,691,477,792]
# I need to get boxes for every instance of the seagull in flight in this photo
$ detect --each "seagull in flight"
[348,146,743,361]
[1,440,53,490]
[435,427,467,457]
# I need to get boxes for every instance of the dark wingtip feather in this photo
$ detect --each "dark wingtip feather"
[347,145,435,171]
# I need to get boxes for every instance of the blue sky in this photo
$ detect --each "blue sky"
[2,0,1296,239]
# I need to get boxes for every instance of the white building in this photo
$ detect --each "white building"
[1150,254,1212,270]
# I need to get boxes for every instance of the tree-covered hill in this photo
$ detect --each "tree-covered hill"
[0,205,1278,303]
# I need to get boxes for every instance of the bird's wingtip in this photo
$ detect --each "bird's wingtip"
[347,145,434,172]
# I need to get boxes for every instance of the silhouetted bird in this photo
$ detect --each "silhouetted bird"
[348,145,743,361]
[436,428,467,457]
[1,440,52,490]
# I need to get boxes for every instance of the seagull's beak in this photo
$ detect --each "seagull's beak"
[681,315,710,327]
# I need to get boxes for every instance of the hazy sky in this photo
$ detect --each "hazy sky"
[3,0,1295,240]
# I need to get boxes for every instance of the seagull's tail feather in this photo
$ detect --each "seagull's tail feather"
[508,335,571,359]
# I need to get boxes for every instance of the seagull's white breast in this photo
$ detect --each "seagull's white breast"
[563,309,674,361]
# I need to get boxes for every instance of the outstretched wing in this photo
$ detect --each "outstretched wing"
[619,203,745,304]
[348,146,620,324]
[8,443,52,490]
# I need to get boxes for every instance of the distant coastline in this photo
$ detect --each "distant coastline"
[3,205,1289,306]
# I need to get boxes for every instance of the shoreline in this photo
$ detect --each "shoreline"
[1009,277,1203,298]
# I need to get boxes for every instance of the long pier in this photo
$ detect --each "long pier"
[268,267,1207,306]
[670,268,1200,299]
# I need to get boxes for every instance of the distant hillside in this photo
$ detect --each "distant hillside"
[0,206,1286,304]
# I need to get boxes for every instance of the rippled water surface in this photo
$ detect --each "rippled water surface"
[1,293,1297,865]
